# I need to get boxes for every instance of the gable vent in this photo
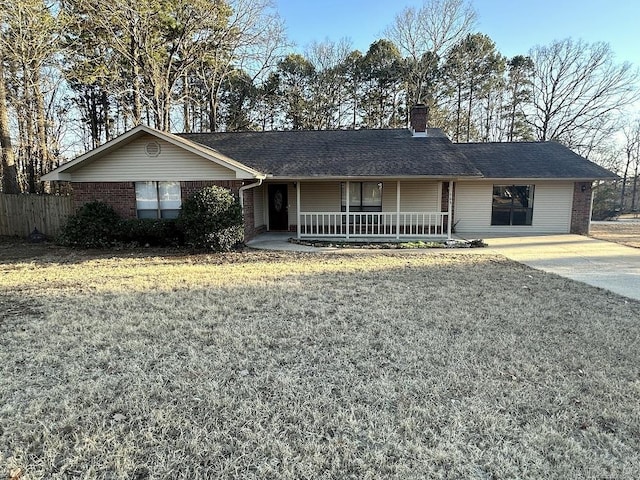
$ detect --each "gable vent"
[145,141,161,157]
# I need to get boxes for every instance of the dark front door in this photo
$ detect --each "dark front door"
[268,184,289,230]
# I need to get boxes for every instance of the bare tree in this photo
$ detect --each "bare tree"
[304,38,352,128]
[0,0,65,191]
[528,38,639,153]
[385,0,476,118]
[193,0,288,132]
[385,0,476,60]
[620,119,640,211]
[0,56,20,193]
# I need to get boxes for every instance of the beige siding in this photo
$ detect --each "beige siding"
[293,180,440,213]
[70,134,238,182]
[291,180,442,227]
[253,184,265,227]
[397,181,440,212]
[299,182,341,212]
[382,181,440,211]
[455,181,574,234]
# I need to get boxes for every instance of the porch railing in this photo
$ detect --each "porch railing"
[298,212,448,238]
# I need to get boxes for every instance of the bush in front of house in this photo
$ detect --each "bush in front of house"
[57,201,121,248]
[177,186,244,251]
[117,218,183,247]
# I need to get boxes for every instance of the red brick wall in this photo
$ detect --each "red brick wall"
[71,180,265,241]
[242,187,257,240]
[71,182,137,219]
[571,182,592,235]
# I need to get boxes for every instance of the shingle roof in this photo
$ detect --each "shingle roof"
[455,142,616,179]
[180,129,482,177]
[179,129,616,180]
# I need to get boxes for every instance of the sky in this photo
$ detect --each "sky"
[274,0,640,66]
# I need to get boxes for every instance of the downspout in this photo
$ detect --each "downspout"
[238,177,264,211]
[239,177,265,240]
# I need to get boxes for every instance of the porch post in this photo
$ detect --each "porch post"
[296,181,301,239]
[396,180,401,240]
[447,180,453,240]
[346,180,350,239]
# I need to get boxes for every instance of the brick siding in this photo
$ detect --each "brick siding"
[71,180,265,241]
[72,182,137,219]
[571,182,592,235]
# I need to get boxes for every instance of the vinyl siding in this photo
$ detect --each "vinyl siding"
[293,180,440,213]
[299,182,341,212]
[455,181,573,234]
[70,134,238,182]
[289,180,442,227]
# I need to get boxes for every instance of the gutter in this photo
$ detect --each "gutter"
[238,177,264,211]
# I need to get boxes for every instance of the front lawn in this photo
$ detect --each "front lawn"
[1,245,639,479]
[590,221,640,248]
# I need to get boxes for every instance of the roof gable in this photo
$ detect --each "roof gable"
[41,125,262,181]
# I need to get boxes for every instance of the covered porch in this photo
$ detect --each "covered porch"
[258,179,455,240]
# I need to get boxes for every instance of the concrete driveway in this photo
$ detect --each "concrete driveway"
[476,234,640,301]
[247,232,640,301]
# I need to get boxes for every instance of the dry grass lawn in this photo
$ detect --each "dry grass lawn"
[1,240,639,479]
[590,221,640,248]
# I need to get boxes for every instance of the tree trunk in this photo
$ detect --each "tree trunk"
[466,85,473,142]
[183,72,190,133]
[33,74,50,186]
[130,31,142,125]
[102,89,111,141]
[620,151,631,211]
[455,83,461,142]
[632,159,639,211]
[0,58,20,193]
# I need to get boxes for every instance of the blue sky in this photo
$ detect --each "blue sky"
[275,0,640,66]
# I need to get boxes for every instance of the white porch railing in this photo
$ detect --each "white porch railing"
[298,212,448,238]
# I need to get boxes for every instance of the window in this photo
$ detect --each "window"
[135,181,181,219]
[491,185,534,226]
[341,182,382,212]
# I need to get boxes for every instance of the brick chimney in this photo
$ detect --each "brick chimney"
[410,104,428,137]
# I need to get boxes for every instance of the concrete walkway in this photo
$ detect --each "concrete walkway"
[247,232,640,301]
[246,232,337,252]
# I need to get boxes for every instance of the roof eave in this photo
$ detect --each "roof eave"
[265,173,484,180]
[467,176,618,181]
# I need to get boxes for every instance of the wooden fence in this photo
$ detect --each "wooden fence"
[0,194,74,238]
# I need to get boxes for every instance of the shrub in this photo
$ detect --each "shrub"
[177,186,244,251]
[57,201,121,248]
[117,219,183,247]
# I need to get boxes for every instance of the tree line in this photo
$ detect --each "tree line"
[0,0,639,204]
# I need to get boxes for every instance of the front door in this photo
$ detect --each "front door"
[268,184,289,230]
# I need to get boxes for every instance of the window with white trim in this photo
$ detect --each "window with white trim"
[340,182,382,212]
[491,185,534,226]
[135,181,182,219]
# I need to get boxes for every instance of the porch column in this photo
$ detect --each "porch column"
[346,181,350,239]
[447,180,453,240]
[396,180,401,240]
[296,181,301,239]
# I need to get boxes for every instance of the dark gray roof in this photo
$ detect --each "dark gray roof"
[180,129,482,177]
[455,142,616,179]
[179,129,616,180]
